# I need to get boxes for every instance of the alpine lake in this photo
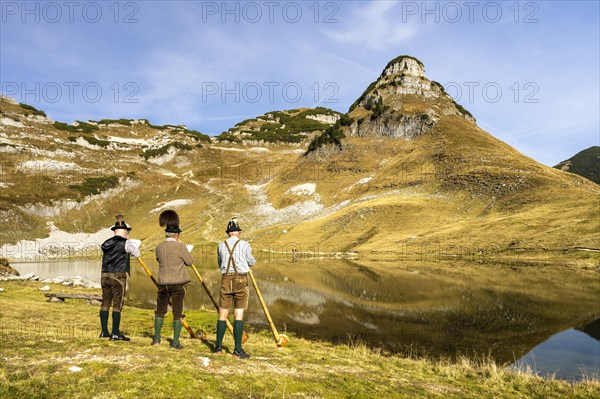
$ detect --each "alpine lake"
[11,252,600,382]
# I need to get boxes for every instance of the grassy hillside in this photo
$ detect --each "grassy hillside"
[0,56,598,259]
[555,146,600,184]
[217,107,341,143]
[1,281,598,398]
[277,126,596,251]
[254,72,599,253]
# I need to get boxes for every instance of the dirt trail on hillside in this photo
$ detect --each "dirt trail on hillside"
[201,178,230,241]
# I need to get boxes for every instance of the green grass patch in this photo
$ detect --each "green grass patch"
[53,121,99,134]
[221,108,337,143]
[84,135,110,147]
[339,114,353,126]
[431,81,446,93]
[366,97,390,120]
[184,129,211,142]
[68,176,119,197]
[215,133,241,143]
[95,119,133,126]
[18,103,46,117]
[349,80,378,112]
[142,142,193,160]
[554,146,600,184]
[453,100,474,120]
[145,121,211,142]
[306,119,346,154]
[293,107,341,118]
[66,135,110,147]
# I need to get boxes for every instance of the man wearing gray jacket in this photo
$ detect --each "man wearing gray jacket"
[152,210,194,350]
[213,218,255,358]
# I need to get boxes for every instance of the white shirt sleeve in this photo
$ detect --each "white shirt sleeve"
[125,239,141,258]
[217,243,222,269]
[245,242,256,266]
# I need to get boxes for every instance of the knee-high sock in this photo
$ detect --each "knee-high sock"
[172,320,182,345]
[215,320,226,348]
[233,320,243,352]
[154,317,164,341]
[100,310,109,335]
[111,311,121,336]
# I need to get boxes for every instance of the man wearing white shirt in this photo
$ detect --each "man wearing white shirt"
[213,218,255,358]
[99,215,141,341]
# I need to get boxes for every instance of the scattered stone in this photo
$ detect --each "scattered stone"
[50,276,100,288]
[197,357,210,367]
[0,258,19,276]
[39,285,51,291]
[49,296,63,302]
[20,273,40,281]
[68,366,82,372]
[287,183,317,196]
[0,288,5,292]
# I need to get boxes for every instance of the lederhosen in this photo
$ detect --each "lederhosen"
[155,284,187,320]
[219,240,249,310]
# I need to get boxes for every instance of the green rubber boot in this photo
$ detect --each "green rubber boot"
[153,317,164,344]
[233,320,243,352]
[214,320,226,351]
[171,320,183,349]
[99,310,110,338]
[110,312,130,341]
[232,320,249,358]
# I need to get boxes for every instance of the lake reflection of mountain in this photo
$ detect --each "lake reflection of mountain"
[127,257,600,367]
[512,319,600,381]
[12,257,600,380]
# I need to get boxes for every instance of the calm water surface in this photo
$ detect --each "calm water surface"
[12,257,600,381]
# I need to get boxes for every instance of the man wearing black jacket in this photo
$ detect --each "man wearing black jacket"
[99,215,141,341]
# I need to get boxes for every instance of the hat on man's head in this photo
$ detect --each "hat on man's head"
[159,209,180,227]
[111,215,132,231]
[165,224,182,234]
[226,217,242,234]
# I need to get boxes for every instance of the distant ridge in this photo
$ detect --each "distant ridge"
[554,146,600,184]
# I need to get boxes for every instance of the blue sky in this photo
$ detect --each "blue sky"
[1,0,598,166]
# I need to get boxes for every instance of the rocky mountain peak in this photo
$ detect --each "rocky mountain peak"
[301,55,477,151]
[381,55,427,79]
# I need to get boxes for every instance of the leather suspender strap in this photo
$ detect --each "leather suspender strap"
[224,240,241,274]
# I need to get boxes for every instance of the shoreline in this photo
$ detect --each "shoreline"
[4,247,599,264]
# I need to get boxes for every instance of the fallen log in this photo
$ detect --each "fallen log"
[44,293,102,304]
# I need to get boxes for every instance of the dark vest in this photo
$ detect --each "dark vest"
[101,236,130,274]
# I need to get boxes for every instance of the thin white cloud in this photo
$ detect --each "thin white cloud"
[325,2,417,50]
[477,118,524,149]
[510,117,599,139]
[284,39,378,75]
